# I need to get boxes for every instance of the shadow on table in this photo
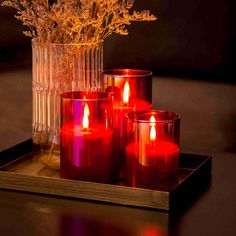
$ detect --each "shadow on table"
[168,169,212,234]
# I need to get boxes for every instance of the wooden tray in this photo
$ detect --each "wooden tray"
[0,140,212,211]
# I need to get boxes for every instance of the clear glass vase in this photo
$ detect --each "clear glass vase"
[32,41,103,169]
[32,41,51,146]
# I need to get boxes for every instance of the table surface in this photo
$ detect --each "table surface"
[0,152,236,236]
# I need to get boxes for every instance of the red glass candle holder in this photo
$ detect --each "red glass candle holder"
[103,69,152,180]
[126,110,180,190]
[60,91,113,183]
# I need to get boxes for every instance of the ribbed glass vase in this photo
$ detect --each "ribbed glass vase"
[32,41,103,169]
[32,40,50,146]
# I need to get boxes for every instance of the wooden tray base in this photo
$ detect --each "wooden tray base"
[0,140,212,211]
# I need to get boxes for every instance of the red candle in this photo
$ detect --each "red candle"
[110,82,152,180]
[60,92,113,183]
[126,112,180,190]
[103,69,153,181]
[126,141,179,189]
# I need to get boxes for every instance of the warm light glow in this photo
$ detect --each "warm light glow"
[150,126,156,142]
[150,116,156,142]
[84,103,90,116]
[150,115,156,124]
[123,81,130,104]
[83,104,89,129]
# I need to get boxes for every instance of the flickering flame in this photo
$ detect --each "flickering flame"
[150,116,156,142]
[84,104,90,116]
[123,81,130,105]
[83,104,89,129]
[150,126,156,142]
[150,115,156,124]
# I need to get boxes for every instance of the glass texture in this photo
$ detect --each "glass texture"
[103,69,152,181]
[60,91,113,183]
[32,41,103,162]
[126,110,180,190]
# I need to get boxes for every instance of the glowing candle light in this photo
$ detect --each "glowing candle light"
[123,81,130,105]
[103,69,153,181]
[82,104,89,130]
[60,92,113,183]
[126,111,180,190]
[149,116,156,142]
[111,81,152,180]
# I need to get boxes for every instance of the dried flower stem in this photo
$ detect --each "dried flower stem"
[1,0,157,43]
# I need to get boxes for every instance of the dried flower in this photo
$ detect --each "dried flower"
[1,0,157,43]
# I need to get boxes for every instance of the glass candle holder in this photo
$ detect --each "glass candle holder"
[60,91,113,183]
[103,69,152,180]
[126,110,180,190]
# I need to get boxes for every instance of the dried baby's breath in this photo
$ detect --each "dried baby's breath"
[1,0,157,43]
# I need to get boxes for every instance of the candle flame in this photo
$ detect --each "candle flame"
[150,115,156,124]
[83,104,89,129]
[150,126,156,142]
[84,103,90,116]
[123,81,130,105]
[150,116,156,142]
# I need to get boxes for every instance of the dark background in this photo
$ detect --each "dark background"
[0,0,235,81]
[105,0,236,80]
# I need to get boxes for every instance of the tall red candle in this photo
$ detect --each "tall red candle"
[126,111,180,190]
[112,82,152,157]
[103,69,152,180]
[60,92,113,183]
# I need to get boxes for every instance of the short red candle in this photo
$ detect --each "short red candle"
[126,110,180,190]
[126,141,179,189]
[60,91,113,183]
[103,69,152,180]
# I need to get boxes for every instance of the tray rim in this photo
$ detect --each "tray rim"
[0,139,212,211]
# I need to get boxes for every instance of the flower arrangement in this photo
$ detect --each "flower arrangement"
[2,0,157,44]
